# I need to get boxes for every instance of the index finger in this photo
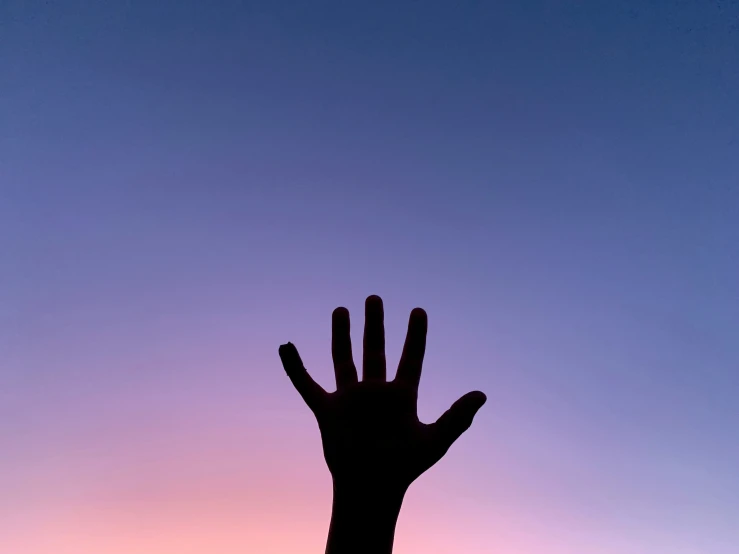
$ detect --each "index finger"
[395,307,427,387]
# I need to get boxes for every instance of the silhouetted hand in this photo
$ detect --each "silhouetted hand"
[278,295,486,554]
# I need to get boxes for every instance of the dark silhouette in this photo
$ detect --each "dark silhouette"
[279,295,487,554]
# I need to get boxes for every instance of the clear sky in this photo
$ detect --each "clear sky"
[2,1,738,553]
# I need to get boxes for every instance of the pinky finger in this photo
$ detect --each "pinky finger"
[279,342,327,412]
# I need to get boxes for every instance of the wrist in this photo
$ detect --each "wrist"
[332,477,408,507]
[326,479,407,554]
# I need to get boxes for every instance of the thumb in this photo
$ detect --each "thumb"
[432,390,487,453]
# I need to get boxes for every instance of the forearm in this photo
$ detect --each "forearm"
[325,481,407,554]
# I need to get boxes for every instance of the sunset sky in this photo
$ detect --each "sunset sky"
[2,1,738,553]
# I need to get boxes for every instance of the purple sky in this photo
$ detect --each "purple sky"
[2,2,738,553]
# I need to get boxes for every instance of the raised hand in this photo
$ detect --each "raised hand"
[278,295,487,497]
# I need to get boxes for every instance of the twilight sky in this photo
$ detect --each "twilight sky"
[2,1,738,553]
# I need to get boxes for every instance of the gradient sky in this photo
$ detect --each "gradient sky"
[2,1,738,553]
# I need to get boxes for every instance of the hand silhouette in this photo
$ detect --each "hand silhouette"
[278,295,487,497]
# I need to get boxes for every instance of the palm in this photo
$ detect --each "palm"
[319,381,432,487]
[279,296,486,493]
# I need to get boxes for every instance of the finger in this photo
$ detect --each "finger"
[362,295,386,381]
[431,391,487,454]
[279,342,327,412]
[395,307,427,387]
[332,307,358,390]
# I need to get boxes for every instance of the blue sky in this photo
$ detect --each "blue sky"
[2,2,738,553]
